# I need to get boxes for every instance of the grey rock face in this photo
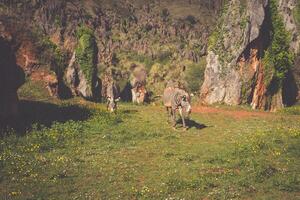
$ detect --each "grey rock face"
[130,67,147,104]
[201,0,300,110]
[279,0,300,103]
[278,0,300,53]
[65,52,96,99]
[201,0,267,106]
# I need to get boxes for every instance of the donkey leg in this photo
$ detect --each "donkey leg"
[171,109,177,128]
[167,107,172,123]
[166,107,170,123]
[106,102,109,111]
[179,107,186,128]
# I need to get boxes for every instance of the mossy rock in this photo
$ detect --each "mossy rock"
[75,27,97,87]
[262,0,294,92]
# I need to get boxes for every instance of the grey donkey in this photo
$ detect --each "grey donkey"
[163,86,192,129]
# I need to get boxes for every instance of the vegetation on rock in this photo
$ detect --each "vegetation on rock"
[263,0,294,92]
[41,38,67,75]
[75,26,97,86]
[184,58,206,93]
[294,1,300,31]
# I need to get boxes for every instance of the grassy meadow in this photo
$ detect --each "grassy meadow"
[0,80,299,199]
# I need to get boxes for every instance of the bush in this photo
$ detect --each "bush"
[156,50,172,64]
[294,1,300,31]
[185,15,197,25]
[38,37,68,75]
[76,25,94,39]
[127,53,154,71]
[161,8,170,21]
[263,0,294,91]
[75,26,97,85]
[184,58,206,93]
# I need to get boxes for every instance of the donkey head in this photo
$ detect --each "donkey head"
[180,94,192,115]
[107,97,120,113]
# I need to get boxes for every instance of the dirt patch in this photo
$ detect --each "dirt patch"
[193,106,273,119]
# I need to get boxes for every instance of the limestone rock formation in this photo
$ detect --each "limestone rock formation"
[201,0,300,111]
[0,0,219,101]
[131,67,148,104]
[201,0,267,105]
[65,51,99,100]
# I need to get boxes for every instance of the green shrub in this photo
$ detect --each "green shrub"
[126,52,154,71]
[263,0,294,91]
[75,26,97,85]
[293,1,300,31]
[185,15,197,25]
[156,50,172,64]
[76,25,94,39]
[184,58,206,93]
[208,0,230,52]
[161,8,170,21]
[39,37,68,75]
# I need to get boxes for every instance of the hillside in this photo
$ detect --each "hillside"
[201,0,300,111]
[0,0,228,119]
[0,1,300,199]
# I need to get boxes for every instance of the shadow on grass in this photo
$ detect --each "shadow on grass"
[119,110,138,114]
[175,119,207,130]
[187,119,207,130]
[1,100,91,135]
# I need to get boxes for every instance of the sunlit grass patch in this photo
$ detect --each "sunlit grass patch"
[280,105,300,115]
[0,102,300,199]
[18,79,52,101]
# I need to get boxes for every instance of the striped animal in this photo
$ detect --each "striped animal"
[102,74,120,113]
[163,85,191,129]
[106,82,120,113]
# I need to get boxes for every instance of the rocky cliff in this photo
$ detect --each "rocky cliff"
[200,0,300,111]
[0,0,299,118]
[0,0,221,104]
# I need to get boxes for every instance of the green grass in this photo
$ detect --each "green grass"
[18,79,53,101]
[0,99,300,199]
[280,105,300,115]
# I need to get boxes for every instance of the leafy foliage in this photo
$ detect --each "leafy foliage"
[185,15,197,26]
[207,0,230,52]
[294,1,300,31]
[76,25,94,39]
[184,58,206,93]
[38,36,68,76]
[75,26,97,86]
[263,0,294,90]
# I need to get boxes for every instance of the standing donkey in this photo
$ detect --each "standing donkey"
[163,82,192,129]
